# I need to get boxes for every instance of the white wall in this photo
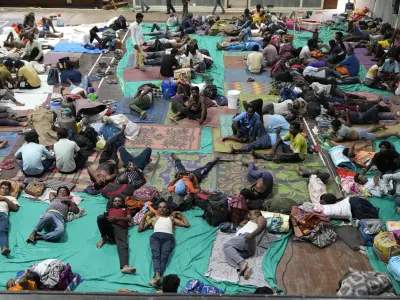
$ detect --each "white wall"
[355,0,375,10]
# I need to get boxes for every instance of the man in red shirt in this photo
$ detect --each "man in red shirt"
[96,196,136,274]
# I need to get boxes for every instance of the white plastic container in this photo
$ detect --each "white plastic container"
[227,90,241,109]
[56,13,64,27]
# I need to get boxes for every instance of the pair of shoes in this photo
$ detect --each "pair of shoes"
[0,159,14,170]
[99,62,107,68]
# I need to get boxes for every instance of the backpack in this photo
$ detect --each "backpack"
[159,190,193,212]
[307,100,321,119]
[193,190,217,210]
[47,67,59,85]
[57,57,74,71]
[102,183,136,201]
[216,95,228,106]
[271,59,287,78]
[263,197,297,214]
[203,192,229,227]
[229,194,249,224]
[81,127,99,151]
[203,84,217,100]
[181,280,224,294]
[116,15,127,30]
[247,199,265,210]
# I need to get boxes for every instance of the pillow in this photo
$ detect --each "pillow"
[261,211,290,233]
[322,197,352,219]
[328,145,355,170]
[1,180,20,198]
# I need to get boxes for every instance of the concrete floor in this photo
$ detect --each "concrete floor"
[0,7,239,25]
[0,10,374,296]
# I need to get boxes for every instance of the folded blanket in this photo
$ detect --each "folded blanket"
[205,230,277,287]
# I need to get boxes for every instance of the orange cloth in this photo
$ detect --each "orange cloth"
[354,150,375,167]
[168,175,199,194]
[8,280,37,291]
[335,66,350,76]
[125,196,144,210]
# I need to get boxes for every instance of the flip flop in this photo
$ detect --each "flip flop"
[105,71,114,75]
[106,80,114,84]
[1,164,14,170]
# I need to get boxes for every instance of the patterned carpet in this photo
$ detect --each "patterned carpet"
[215,153,340,200]
[12,152,98,192]
[146,153,217,191]
[224,82,269,95]
[124,124,202,150]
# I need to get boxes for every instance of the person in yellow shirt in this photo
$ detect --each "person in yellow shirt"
[252,10,265,28]
[14,60,41,89]
[0,61,15,87]
[253,121,307,163]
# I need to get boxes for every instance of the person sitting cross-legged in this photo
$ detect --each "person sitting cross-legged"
[253,121,307,163]
[246,44,264,73]
[138,202,190,288]
[222,210,266,280]
[26,186,78,243]
[96,196,137,274]
[15,131,54,177]
[222,105,261,143]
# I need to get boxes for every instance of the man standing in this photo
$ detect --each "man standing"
[166,0,176,14]
[0,181,19,256]
[212,0,225,14]
[223,210,266,280]
[131,13,145,71]
[182,0,189,21]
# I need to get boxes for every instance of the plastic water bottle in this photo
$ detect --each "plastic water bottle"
[165,89,170,100]
[56,13,64,27]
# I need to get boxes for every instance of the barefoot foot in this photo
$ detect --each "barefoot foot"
[96,239,106,248]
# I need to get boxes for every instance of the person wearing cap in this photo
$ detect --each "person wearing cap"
[167,153,220,195]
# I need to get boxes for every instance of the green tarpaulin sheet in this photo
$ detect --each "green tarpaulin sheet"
[1,194,289,293]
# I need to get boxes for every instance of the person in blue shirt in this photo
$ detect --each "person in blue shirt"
[216,27,258,52]
[222,105,261,143]
[336,47,360,77]
[15,131,54,177]
[217,41,260,52]
[379,54,399,75]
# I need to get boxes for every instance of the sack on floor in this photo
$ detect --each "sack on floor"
[307,100,321,119]
[132,186,159,202]
[203,84,217,100]
[113,15,127,30]
[263,197,296,214]
[57,57,74,71]
[25,181,45,198]
[373,231,400,263]
[181,279,224,294]
[203,192,229,226]
[216,95,228,106]
[162,78,178,98]
[159,190,193,211]
[61,70,82,84]
[329,145,356,170]
[47,67,60,85]
[229,194,248,224]
[388,256,400,281]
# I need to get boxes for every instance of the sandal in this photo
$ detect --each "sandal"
[105,70,114,75]
[106,80,114,84]
[0,159,14,166]
[247,78,255,82]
